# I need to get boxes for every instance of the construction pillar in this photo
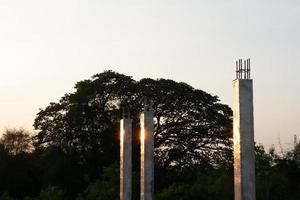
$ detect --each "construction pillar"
[120,117,132,200]
[140,108,154,200]
[233,58,256,200]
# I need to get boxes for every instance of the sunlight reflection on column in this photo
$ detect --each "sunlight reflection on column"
[120,120,124,200]
[140,113,145,199]
[120,118,132,200]
[140,110,154,200]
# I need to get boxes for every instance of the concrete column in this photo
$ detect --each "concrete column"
[233,79,256,200]
[140,110,154,200]
[120,118,132,200]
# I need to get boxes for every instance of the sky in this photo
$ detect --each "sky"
[0,0,299,151]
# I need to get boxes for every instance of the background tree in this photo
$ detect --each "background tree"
[0,129,32,155]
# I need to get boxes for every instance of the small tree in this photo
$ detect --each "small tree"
[0,129,32,155]
[291,142,300,167]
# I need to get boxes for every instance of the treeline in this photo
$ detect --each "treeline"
[0,71,299,200]
[1,129,300,200]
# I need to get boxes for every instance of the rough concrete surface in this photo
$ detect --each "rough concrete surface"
[120,118,132,200]
[233,79,256,200]
[140,111,154,200]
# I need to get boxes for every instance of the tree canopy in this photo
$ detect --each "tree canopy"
[33,70,232,169]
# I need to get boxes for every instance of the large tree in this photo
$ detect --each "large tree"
[33,70,232,169]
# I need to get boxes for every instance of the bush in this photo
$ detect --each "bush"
[39,186,64,200]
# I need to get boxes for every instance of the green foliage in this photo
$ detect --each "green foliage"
[255,144,300,200]
[24,196,36,200]
[156,169,233,200]
[76,165,119,200]
[0,193,15,200]
[0,153,39,198]
[39,186,65,200]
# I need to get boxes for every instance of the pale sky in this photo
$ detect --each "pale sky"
[0,0,299,151]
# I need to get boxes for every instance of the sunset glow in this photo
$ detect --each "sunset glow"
[141,118,145,144]
[140,113,145,162]
[120,120,124,153]
[120,119,124,171]
[0,0,299,150]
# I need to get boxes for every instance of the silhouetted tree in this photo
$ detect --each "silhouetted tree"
[0,129,32,155]
[33,71,232,170]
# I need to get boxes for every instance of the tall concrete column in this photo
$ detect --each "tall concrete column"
[140,109,154,200]
[233,59,256,200]
[120,117,132,200]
